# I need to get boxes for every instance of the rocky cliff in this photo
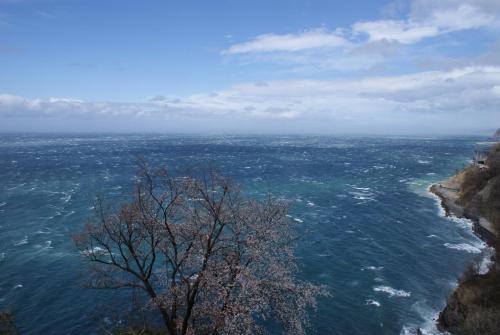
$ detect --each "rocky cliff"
[434,144,500,335]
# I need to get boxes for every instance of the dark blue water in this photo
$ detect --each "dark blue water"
[0,134,490,334]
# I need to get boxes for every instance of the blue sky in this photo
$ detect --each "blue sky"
[1,0,500,134]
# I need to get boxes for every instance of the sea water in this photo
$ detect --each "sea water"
[0,134,489,334]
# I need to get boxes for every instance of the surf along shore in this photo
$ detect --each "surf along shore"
[430,141,500,334]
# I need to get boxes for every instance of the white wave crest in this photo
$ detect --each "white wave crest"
[373,285,411,297]
[286,215,303,223]
[14,236,28,246]
[80,246,106,256]
[361,265,383,271]
[443,243,482,254]
[365,299,381,307]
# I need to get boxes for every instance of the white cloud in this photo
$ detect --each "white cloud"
[222,28,349,55]
[352,20,438,44]
[221,1,500,71]
[2,66,499,132]
[355,2,500,44]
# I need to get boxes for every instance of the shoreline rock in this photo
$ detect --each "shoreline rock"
[429,182,497,245]
[430,173,500,333]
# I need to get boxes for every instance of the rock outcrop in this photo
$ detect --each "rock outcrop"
[433,144,500,335]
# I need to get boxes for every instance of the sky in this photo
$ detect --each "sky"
[0,0,499,134]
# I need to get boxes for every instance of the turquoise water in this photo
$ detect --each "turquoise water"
[0,134,490,334]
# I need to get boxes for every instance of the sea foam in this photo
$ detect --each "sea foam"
[373,285,411,297]
[14,236,28,246]
[443,242,482,254]
[365,299,381,307]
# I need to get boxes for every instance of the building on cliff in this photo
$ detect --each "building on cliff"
[474,146,490,168]
[474,129,500,168]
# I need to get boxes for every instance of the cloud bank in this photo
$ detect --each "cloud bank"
[222,29,349,55]
[222,0,500,71]
[2,0,500,134]
[1,66,499,133]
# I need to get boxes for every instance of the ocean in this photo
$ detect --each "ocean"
[0,134,490,334]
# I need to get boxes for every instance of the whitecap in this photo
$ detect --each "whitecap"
[60,194,72,203]
[13,284,23,289]
[447,216,474,230]
[349,191,376,201]
[358,237,372,241]
[365,299,381,307]
[373,285,411,297]
[427,186,447,217]
[418,160,431,164]
[64,210,75,217]
[7,183,26,190]
[0,202,6,207]
[14,236,28,246]
[35,228,52,235]
[443,243,482,254]
[361,266,383,271]
[401,301,441,335]
[80,246,106,256]
[0,252,5,261]
[307,201,315,207]
[286,215,303,223]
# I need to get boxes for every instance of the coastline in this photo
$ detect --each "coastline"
[429,174,500,333]
[429,181,497,245]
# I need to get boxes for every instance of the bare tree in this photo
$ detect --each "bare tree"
[75,161,326,335]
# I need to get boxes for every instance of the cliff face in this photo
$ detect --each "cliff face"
[439,270,500,334]
[436,144,500,335]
